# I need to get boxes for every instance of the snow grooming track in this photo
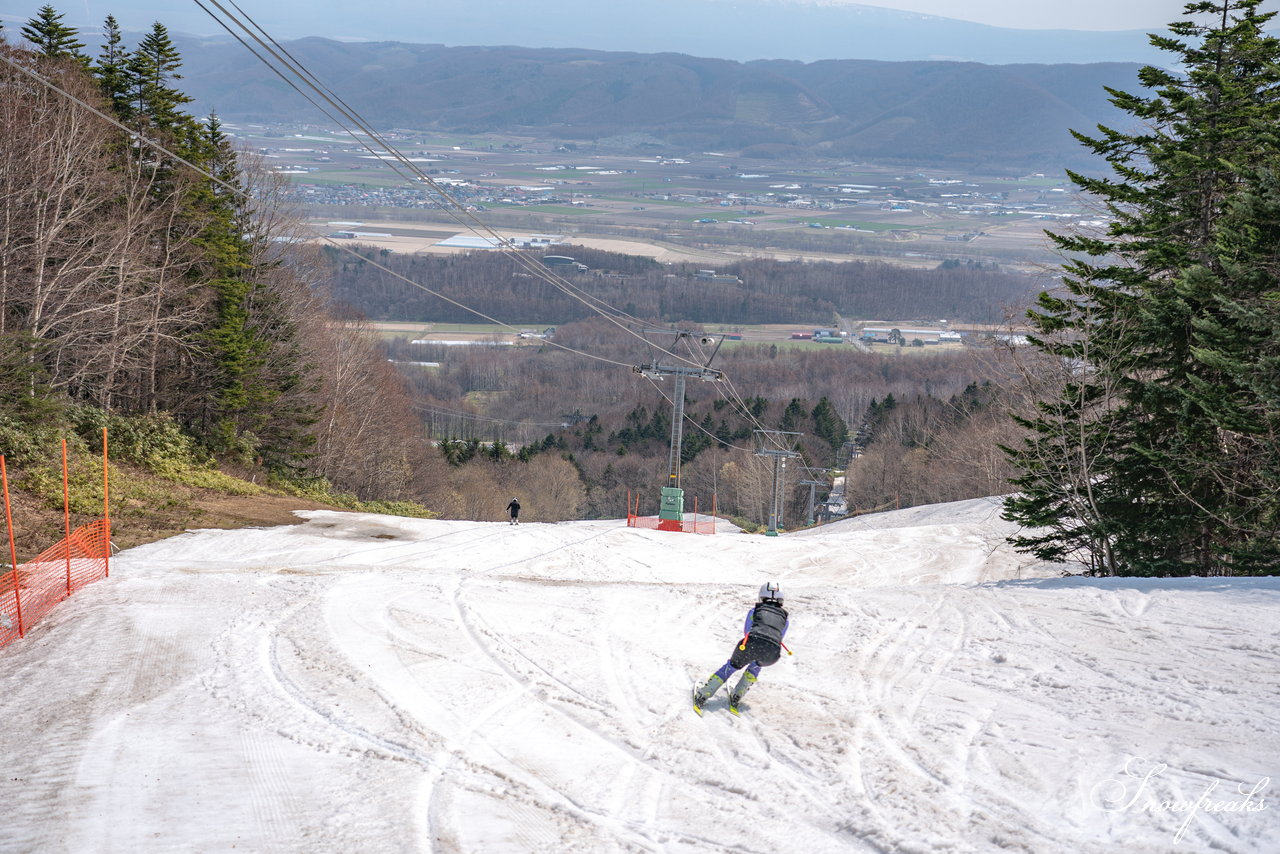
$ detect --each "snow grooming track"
[443,573,667,850]
[3,505,1279,853]
[844,588,1060,852]
[389,523,873,853]
[436,527,755,851]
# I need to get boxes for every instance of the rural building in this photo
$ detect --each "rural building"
[694,269,742,284]
[435,233,565,250]
[860,326,951,344]
[543,255,589,272]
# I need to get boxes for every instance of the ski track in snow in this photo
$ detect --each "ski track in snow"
[1,498,1278,853]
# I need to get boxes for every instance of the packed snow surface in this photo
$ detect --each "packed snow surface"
[2,497,1276,853]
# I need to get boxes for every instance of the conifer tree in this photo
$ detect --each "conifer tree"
[1003,0,1280,576]
[95,15,132,118]
[20,5,88,64]
[1174,157,1280,566]
[126,22,192,135]
[189,116,317,469]
[811,396,848,458]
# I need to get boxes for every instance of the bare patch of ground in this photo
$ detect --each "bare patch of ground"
[2,462,340,562]
[187,493,337,536]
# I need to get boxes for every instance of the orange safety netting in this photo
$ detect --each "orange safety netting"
[0,518,110,649]
[626,514,717,535]
[626,490,717,535]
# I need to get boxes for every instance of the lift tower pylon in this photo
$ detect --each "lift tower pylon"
[799,468,834,526]
[633,332,724,531]
[753,430,802,536]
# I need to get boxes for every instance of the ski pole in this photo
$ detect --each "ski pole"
[781,641,793,656]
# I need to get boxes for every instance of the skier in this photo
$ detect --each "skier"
[693,581,790,715]
[507,497,521,525]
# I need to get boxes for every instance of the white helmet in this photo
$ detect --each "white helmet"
[758,581,783,603]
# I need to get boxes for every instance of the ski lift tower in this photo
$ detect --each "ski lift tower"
[799,468,833,526]
[633,332,725,531]
[754,430,802,536]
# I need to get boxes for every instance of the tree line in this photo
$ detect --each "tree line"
[390,320,1023,525]
[34,2,1276,571]
[328,244,1039,326]
[0,7,440,504]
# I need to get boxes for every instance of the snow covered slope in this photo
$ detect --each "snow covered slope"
[1,498,1276,852]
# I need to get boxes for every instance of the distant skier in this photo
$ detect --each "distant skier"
[693,582,790,715]
[507,497,521,525]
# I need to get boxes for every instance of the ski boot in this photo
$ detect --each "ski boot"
[692,674,725,715]
[728,671,757,716]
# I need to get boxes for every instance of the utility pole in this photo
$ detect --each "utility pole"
[754,430,801,536]
[634,332,724,531]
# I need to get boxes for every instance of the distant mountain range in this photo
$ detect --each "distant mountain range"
[176,37,1142,172]
[6,0,1183,66]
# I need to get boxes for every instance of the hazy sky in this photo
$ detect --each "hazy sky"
[0,2,1251,34]
[839,1,1208,30]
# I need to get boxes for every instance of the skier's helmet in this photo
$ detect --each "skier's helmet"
[758,581,783,604]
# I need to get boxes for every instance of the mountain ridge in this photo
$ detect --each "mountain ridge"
[4,1,1178,65]
[176,37,1141,171]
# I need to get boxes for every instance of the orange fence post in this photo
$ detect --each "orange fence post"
[102,428,110,579]
[63,439,71,597]
[2,456,23,637]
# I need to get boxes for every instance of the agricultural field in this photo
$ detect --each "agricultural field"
[227,122,1085,271]
[371,321,976,352]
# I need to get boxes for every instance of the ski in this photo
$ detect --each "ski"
[728,704,741,717]
[692,688,706,717]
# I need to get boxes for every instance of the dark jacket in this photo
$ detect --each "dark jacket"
[507,499,521,516]
[744,601,789,645]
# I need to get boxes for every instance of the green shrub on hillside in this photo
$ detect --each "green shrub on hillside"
[0,414,66,466]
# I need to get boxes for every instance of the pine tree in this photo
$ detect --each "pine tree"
[1003,0,1280,576]
[811,396,848,459]
[1176,158,1280,566]
[126,22,193,135]
[193,115,318,470]
[780,398,806,433]
[20,5,88,64]
[189,118,272,438]
[94,15,132,118]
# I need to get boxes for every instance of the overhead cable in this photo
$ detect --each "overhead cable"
[193,0,705,368]
[0,50,632,370]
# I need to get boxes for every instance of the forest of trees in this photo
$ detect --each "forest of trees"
[0,8,442,504]
[6,3,1276,577]
[389,320,1025,526]
[328,245,1040,326]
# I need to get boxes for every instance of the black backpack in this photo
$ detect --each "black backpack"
[749,601,788,646]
